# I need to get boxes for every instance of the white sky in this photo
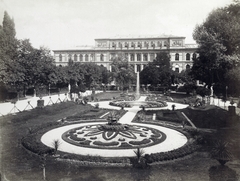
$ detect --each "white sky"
[0,0,233,50]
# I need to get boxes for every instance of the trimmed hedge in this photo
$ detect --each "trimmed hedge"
[144,142,200,163]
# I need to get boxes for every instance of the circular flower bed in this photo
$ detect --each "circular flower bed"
[109,100,167,108]
[62,124,166,149]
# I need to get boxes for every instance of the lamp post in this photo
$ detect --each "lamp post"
[226,86,228,100]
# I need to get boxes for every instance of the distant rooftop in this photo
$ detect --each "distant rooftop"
[52,45,95,51]
[96,34,185,40]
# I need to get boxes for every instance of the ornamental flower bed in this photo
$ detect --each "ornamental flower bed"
[139,101,167,108]
[109,100,167,108]
[109,101,132,108]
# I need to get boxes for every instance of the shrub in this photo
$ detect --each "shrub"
[94,103,99,109]
[210,141,232,165]
[196,86,211,97]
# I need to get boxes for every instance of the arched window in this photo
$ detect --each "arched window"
[137,65,141,72]
[90,54,93,61]
[144,41,149,48]
[175,68,179,73]
[112,42,115,48]
[125,42,128,48]
[85,54,88,61]
[138,42,142,48]
[157,41,162,48]
[131,42,135,48]
[164,41,168,47]
[186,53,190,60]
[74,54,77,61]
[100,54,104,61]
[137,54,141,61]
[192,53,197,60]
[119,42,122,48]
[59,54,62,62]
[130,54,134,61]
[143,54,148,61]
[150,53,154,61]
[175,53,179,61]
[151,41,155,47]
[186,64,190,70]
[80,54,83,61]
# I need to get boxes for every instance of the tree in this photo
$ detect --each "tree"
[191,2,240,93]
[0,12,63,99]
[62,62,110,93]
[0,11,22,99]
[172,68,194,84]
[99,65,110,86]
[111,53,135,91]
[225,65,240,96]
[81,63,102,89]
[140,51,172,87]
[0,12,16,83]
[0,11,18,60]
[17,46,57,96]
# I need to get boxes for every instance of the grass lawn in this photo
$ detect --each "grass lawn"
[92,91,123,100]
[0,92,240,181]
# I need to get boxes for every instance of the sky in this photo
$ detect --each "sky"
[0,0,233,50]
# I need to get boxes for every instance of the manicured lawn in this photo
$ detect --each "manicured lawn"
[92,91,123,100]
[0,93,240,181]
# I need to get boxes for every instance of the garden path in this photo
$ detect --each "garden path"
[118,96,146,124]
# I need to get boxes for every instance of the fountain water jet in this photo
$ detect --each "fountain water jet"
[135,72,140,100]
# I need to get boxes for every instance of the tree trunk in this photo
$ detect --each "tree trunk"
[43,167,46,180]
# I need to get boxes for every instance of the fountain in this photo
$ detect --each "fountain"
[135,72,140,100]
[109,71,167,108]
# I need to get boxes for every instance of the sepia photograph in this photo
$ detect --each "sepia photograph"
[0,0,239,180]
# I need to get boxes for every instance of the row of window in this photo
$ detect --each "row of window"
[111,41,168,48]
[116,64,191,73]
[174,64,191,73]
[59,54,94,62]
[175,53,197,60]
[58,52,197,62]
[110,53,151,61]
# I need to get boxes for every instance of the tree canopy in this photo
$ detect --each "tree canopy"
[140,51,172,87]
[110,53,135,91]
[191,2,240,95]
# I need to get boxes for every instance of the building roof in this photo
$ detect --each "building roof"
[52,45,95,52]
[95,34,185,40]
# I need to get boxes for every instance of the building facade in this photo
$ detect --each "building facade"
[52,35,198,73]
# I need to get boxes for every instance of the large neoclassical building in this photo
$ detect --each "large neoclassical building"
[52,35,198,73]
